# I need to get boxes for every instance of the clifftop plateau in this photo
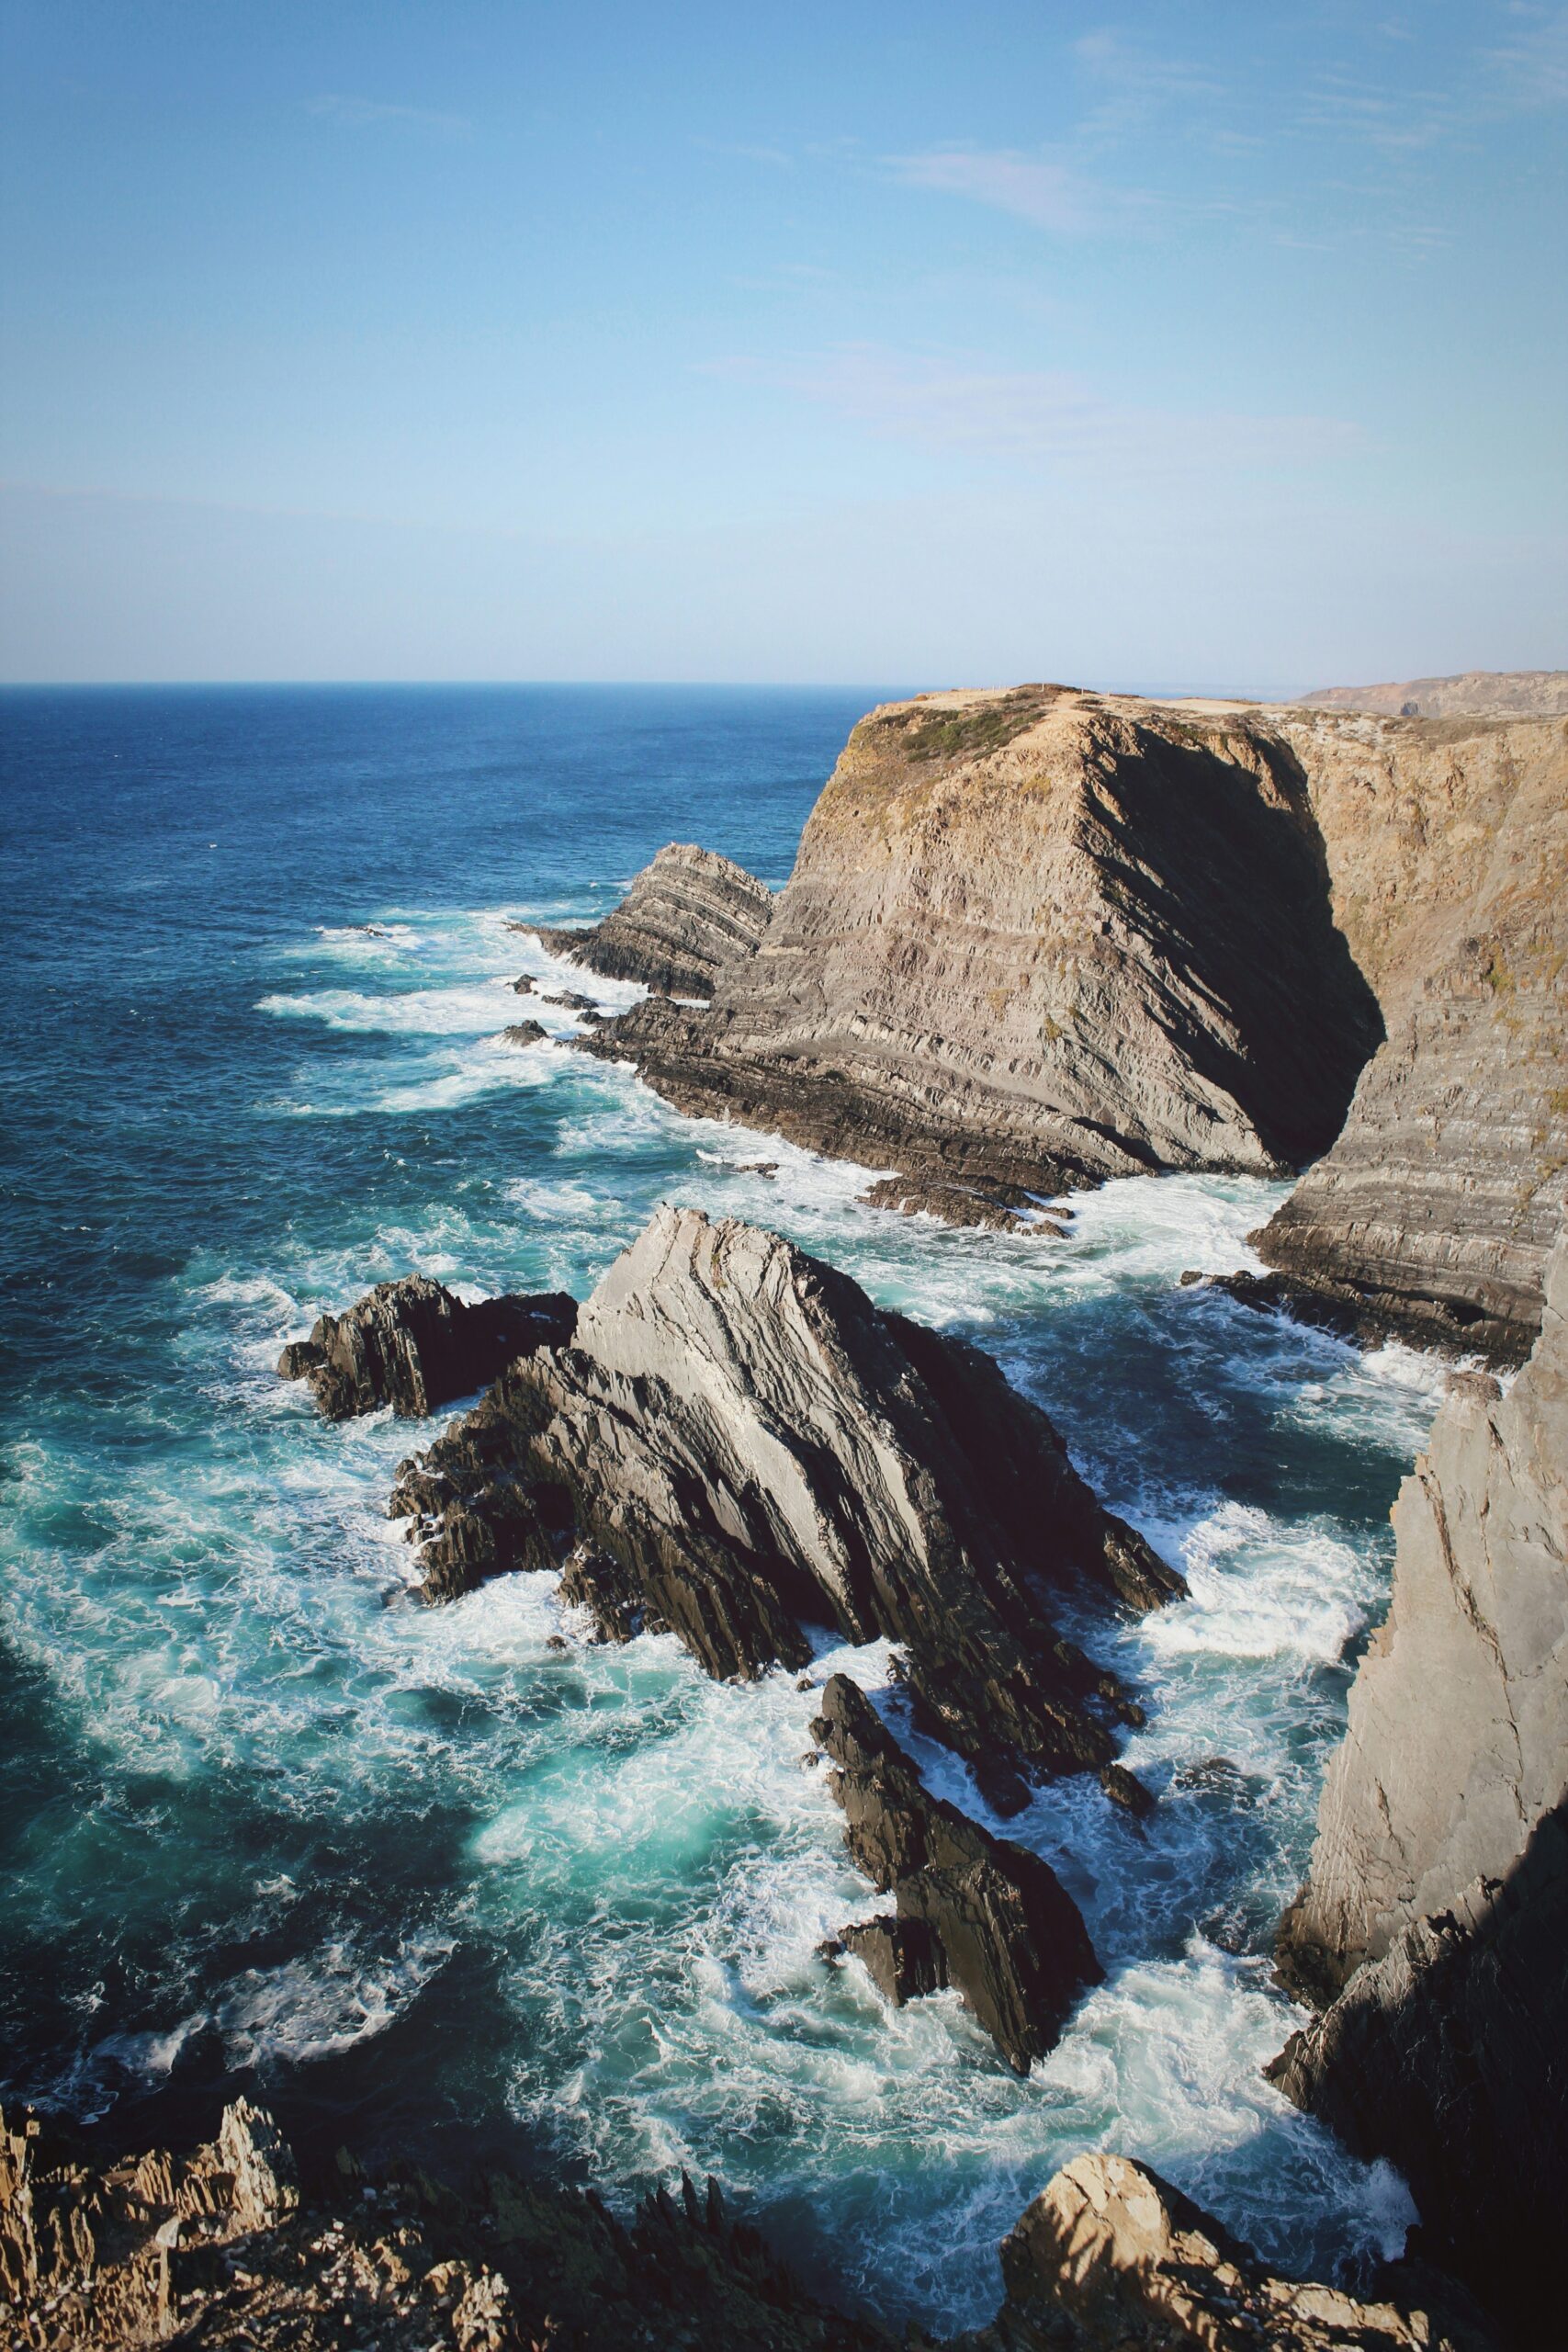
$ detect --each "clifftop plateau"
[1292,670,1568,720]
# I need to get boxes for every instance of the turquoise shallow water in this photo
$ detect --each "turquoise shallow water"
[0,685,1443,2328]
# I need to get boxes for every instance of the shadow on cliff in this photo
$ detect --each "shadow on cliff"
[1271,1802,1568,2345]
[1087,730,1384,1170]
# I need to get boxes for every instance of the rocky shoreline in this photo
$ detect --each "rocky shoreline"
[219,673,1567,2346]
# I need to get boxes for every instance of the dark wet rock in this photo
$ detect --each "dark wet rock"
[839,1913,946,2006]
[389,1205,1182,1790]
[1269,1224,1568,2337]
[811,1674,1101,2070]
[540,987,598,1013]
[1097,1762,1155,1817]
[859,1174,1069,1236]
[530,842,773,1001]
[278,1275,576,1422]
[1180,1266,1375,1345]
[511,972,536,993]
[957,2150,1495,2352]
[735,1159,779,1177]
[501,1019,548,1046]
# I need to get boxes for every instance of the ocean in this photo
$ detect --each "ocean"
[0,684,1440,2329]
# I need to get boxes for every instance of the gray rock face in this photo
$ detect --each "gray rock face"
[532,842,773,1000]
[812,1674,1101,2070]
[277,1275,576,1421]
[581,689,1382,1197]
[1277,1225,1568,1999]
[389,1205,1181,1795]
[1253,712,1568,1363]
[1270,1224,1568,2334]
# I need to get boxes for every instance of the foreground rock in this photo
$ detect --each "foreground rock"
[959,2152,1494,2352]
[391,1207,1181,1797]
[530,842,773,999]
[1251,709,1568,1362]
[277,1276,575,1421]
[1269,1224,1568,2337]
[0,2098,890,2351]
[581,688,1382,1198]
[813,1675,1100,2069]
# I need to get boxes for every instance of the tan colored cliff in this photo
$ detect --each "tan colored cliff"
[1294,670,1568,720]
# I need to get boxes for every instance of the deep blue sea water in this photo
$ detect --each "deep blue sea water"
[0,685,1443,2328]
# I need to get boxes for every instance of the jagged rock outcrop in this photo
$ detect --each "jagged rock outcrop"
[1294,671,1568,720]
[530,842,773,1000]
[812,1675,1101,2070]
[0,2098,892,2351]
[1269,1223,1568,2335]
[1253,711,1568,1362]
[389,1205,1181,1799]
[580,687,1382,1199]
[277,1277,576,1421]
[958,2152,1494,2352]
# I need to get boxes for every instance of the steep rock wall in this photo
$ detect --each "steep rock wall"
[1256,713,1568,1361]
[534,841,772,999]
[583,686,1382,1196]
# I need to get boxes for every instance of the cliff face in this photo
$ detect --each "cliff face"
[1257,712,1568,1361]
[1270,1224,1568,2333]
[535,841,772,1000]
[583,687,1382,1198]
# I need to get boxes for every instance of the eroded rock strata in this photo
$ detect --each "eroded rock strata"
[389,1205,1181,1798]
[531,841,773,999]
[812,1674,1101,2070]
[1269,1223,1568,2335]
[1252,710,1568,1362]
[581,687,1382,1198]
[277,1275,576,1421]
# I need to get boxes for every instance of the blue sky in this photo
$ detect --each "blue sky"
[1,0,1563,688]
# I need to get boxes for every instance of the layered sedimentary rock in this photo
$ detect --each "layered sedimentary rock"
[390,1205,1180,1799]
[1295,670,1568,720]
[581,686,1382,1203]
[1252,711,1568,1361]
[960,2152,1493,2352]
[532,842,773,1000]
[1270,1226,1568,2334]
[277,1276,575,1421]
[813,1674,1100,2070]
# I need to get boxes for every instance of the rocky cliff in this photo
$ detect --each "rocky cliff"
[1269,1223,1568,2334]
[580,686,1382,1213]
[3,2101,1490,2352]
[1253,711,1568,1362]
[390,1205,1179,1804]
[533,841,773,1000]
[1294,671,1568,720]
[277,1276,576,1420]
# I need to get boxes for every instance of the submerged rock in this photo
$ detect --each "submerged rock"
[277,1275,576,1421]
[390,1205,1181,1792]
[530,841,773,1000]
[812,1674,1101,2070]
[859,1173,1068,1236]
[1269,1221,1568,2336]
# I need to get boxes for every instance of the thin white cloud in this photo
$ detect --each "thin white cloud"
[884,149,1119,234]
[1487,5,1568,103]
[705,345,1362,479]
[305,95,469,134]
